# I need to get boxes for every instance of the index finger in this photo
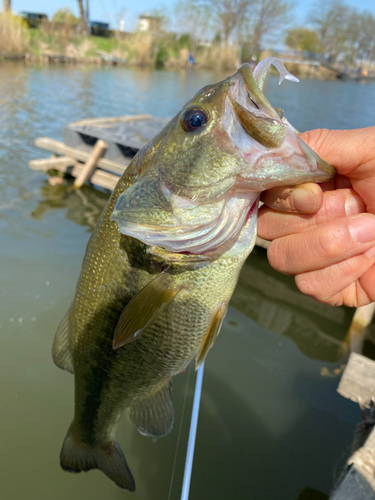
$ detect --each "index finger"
[299,128,375,177]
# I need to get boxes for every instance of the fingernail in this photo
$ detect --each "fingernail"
[291,187,317,213]
[349,215,375,243]
[345,194,361,216]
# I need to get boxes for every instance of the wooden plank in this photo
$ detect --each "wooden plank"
[332,364,375,499]
[338,352,375,404]
[30,155,119,191]
[34,137,129,175]
[71,114,152,127]
[29,156,77,171]
[330,461,375,500]
[73,139,107,188]
[71,163,118,191]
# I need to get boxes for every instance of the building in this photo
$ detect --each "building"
[137,14,161,33]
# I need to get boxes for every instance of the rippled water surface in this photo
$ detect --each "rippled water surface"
[1,61,375,500]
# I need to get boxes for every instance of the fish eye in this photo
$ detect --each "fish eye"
[182,108,208,132]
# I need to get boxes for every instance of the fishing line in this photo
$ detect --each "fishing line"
[180,362,205,500]
[167,363,192,500]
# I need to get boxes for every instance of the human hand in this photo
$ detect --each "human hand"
[258,127,375,307]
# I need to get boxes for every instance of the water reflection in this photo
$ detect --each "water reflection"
[232,250,354,363]
[31,182,108,231]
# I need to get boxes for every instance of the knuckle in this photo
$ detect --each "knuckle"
[295,274,317,296]
[296,273,333,304]
[315,232,338,260]
[267,239,289,273]
[315,224,348,260]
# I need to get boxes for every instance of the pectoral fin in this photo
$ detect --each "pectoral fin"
[129,380,174,437]
[113,272,184,350]
[196,302,228,370]
[52,309,74,373]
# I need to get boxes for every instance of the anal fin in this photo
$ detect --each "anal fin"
[196,302,228,370]
[113,271,184,349]
[52,309,74,373]
[129,380,174,437]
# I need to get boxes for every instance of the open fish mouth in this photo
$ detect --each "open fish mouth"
[111,58,335,256]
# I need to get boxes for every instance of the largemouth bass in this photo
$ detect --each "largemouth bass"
[52,58,335,491]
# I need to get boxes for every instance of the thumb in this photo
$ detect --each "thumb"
[261,183,324,214]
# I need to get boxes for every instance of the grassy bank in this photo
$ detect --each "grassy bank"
[0,13,239,70]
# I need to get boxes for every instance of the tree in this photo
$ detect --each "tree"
[285,27,321,53]
[350,13,375,62]
[77,0,88,34]
[250,0,291,52]
[3,0,11,12]
[309,0,349,59]
[173,0,211,45]
[204,0,253,47]
[52,8,79,25]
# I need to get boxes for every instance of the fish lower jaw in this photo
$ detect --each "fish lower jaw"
[113,192,260,257]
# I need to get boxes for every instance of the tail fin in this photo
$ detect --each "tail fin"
[60,424,135,491]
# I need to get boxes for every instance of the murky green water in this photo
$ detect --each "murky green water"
[1,61,375,500]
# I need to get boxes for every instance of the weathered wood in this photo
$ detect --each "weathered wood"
[330,461,375,500]
[34,137,129,175]
[30,155,118,191]
[48,176,66,186]
[332,362,375,499]
[71,114,151,127]
[342,303,375,354]
[338,353,375,404]
[29,156,78,171]
[73,139,107,188]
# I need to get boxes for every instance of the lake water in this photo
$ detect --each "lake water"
[1,61,375,500]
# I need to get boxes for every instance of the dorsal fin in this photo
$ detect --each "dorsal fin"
[129,380,174,437]
[52,309,74,373]
[113,272,185,349]
[196,302,228,370]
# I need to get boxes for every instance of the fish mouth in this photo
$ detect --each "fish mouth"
[225,69,335,182]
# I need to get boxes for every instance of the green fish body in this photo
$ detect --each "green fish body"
[53,58,335,491]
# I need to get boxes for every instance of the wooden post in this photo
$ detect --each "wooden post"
[73,140,107,189]
[341,303,375,356]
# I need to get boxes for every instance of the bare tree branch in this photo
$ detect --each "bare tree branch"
[250,0,291,51]
[203,0,253,47]
[173,0,212,45]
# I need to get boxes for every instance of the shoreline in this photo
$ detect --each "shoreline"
[2,55,375,82]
